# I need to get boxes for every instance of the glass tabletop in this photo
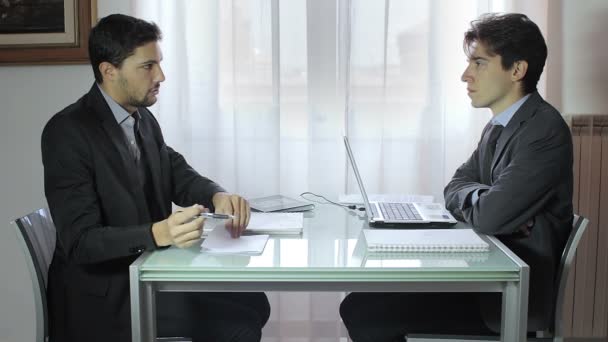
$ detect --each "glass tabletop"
[139,204,520,282]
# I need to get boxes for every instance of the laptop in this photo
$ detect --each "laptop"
[343,136,457,227]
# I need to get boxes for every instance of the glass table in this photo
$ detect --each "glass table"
[130,205,529,342]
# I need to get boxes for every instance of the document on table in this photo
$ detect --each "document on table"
[202,212,304,236]
[247,212,303,235]
[201,225,269,255]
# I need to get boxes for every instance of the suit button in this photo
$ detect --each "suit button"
[130,245,146,254]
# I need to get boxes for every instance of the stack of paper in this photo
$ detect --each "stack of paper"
[246,212,303,235]
[201,226,268,255]
[203,212,304,236]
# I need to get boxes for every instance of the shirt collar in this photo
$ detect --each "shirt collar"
[491,93,531,127]
[97,83,141,127]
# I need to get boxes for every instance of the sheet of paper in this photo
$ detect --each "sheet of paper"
[201,225,268,255]
[203,212,304,236]
[339,193,434,205]
[247,212,303,233]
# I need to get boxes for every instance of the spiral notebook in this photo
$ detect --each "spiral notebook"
[363,228,489,253]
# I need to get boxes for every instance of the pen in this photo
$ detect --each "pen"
[195,212,236,220]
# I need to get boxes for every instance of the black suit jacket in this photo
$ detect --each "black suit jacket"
[42,84,225,342]
[444,92,573,331]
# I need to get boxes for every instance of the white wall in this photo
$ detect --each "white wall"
[0,65,90,342]
[0,3,133,342]
[0,1,607,341]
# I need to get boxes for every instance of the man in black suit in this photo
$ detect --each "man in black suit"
[42,14,270,342]
[339,13,573,341]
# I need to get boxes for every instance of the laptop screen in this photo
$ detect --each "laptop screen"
[343,136,375,218]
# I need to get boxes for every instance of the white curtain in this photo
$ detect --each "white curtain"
[133,0,548,340]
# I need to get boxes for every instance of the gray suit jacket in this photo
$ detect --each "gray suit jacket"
[444,92,573,331]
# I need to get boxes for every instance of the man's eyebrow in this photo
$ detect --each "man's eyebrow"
[139,59,160,65]
[468,55,488,61]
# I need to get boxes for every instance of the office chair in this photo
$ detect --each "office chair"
[535,214,589,342]
[11,208,192,342]
[11,208,55,342]
[409,214,589,342]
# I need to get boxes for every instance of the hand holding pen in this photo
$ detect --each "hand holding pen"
[151,204,207,248]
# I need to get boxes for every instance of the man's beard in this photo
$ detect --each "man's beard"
[118,77,156,108]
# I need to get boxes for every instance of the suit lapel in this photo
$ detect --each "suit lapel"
[490,92,543,178]
[86,85,142,200]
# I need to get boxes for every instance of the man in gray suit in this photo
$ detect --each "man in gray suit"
[340,13,573,341]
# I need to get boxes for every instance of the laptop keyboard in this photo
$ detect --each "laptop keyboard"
[378,202,423,221]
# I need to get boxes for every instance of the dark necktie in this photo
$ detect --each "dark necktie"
[487,124,503,159]
[483,124,503,182]
[130,115,141,164]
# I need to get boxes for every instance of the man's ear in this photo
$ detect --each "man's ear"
[511,60,528,82]
[99,62,118,82]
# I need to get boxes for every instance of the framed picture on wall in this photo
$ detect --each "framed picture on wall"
[0,0,96,65]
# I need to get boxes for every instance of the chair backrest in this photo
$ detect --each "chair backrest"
[11,208,56,342]
[552,214,589,339]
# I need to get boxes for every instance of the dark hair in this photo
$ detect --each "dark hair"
[464,13,547,94]
[88,14,162,83]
